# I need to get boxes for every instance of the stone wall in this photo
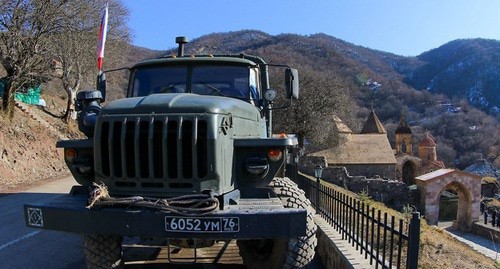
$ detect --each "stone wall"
[471,222,500,243]
[325,167,410,211]
[299,154,395,179]
[315,218,353,269]
[315,215,372,269]
[300,155,327,171]
[299,156,411,211]
[340,164,396,179]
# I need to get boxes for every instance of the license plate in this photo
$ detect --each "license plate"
[165,217,240,232]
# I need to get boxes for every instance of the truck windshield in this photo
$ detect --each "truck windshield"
[130,65,260,102]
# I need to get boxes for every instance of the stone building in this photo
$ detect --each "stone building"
[309,110,397,179]
[393,121,483,228]
[394,119,445,184]
[419,134,446,173]
[395,118,413,155]
[415,168,481,231]
[307,112,446,182]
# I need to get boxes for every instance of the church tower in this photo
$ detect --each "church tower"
[360,109,386,134]
[419,133,437,163]
[395,118,413,155]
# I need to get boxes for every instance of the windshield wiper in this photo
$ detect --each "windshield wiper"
[201,83,226,97]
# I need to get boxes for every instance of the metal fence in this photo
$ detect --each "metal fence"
[292,172,420,269]
[480,202,500,228]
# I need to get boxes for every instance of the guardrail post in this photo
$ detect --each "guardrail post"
[407,212,420,269]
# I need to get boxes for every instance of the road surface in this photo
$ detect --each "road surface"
[0,176,323,268]
[0,177,86,268]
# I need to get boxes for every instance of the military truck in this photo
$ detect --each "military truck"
[24,37,316,269]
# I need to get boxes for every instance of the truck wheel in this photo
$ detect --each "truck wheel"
[237,177,317,269]
[83,234,123,269]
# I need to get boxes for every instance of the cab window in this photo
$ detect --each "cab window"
[191,66,249,99]
[131,66,187,97]
[130,65,260,104]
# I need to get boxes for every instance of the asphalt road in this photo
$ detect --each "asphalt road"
[0,176,323,269]
[0,177,86,268]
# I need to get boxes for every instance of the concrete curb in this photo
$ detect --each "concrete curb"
[315,215,373,269]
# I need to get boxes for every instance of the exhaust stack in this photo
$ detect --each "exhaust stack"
[175,36,188,57]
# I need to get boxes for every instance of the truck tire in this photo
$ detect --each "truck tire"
[237,177,317,269]
[83,234,123,269]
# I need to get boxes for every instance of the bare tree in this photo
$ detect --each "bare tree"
[0,0,67,119]
[0,0,129,121]
[273,66,359,152]
[48,0,129,121]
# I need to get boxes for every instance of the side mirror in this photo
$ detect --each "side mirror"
[285,68,299,99]
[96,71,106,101]
[76,90,103,138]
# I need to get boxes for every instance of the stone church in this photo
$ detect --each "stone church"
[309,110,397,179]
[309,110,445,182]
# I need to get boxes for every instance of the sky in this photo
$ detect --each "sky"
[121,0,500,56]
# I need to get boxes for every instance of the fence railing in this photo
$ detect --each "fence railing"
[292,171,420,269]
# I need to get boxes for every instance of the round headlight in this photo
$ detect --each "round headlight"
[245,157,269,178]
[78,105,101,138]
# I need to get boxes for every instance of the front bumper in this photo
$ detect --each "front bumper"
[24,187,306,239]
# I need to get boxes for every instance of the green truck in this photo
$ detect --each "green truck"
[24,37,316,269]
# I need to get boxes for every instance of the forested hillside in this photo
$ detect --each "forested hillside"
[153,31,498,169]
[400,38,500,114]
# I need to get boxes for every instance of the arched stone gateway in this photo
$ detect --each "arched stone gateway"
[415,169,481,231]
[402,160,417,185]
[395,154,421,182]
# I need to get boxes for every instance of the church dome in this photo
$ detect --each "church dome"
[419,135,436,147]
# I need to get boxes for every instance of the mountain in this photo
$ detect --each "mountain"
[400,39,500,113]
[166,32,499,114]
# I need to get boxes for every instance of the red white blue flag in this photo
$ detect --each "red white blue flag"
[97,1,109,70]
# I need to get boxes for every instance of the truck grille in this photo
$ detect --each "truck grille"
[97,116,209,188]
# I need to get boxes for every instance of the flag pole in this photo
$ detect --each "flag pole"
[96,1,109,100]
